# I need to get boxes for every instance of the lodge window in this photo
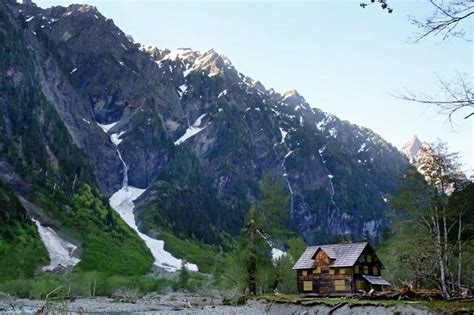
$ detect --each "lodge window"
[354,265,359,274]
[339,268,346,275]
[303,281,313,291]
[367,254,372,263]
[359,255,365,263]
[324,257,330,264]
[302,270,308,276]
[329,268,335,275]
[314,266,321,274]
[364,266,369,274]
[373,266,379,275]
[335,280,345,291]
[355,280,365,291]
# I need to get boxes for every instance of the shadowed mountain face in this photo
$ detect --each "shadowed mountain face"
[2,0,408,245]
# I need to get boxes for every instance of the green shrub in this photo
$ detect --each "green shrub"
[0,272,182,299]
[0,279,32,298]
[30,275,63,299]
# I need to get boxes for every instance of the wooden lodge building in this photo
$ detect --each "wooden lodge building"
[293,242,390,296]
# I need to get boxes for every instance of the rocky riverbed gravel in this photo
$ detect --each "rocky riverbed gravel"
[0,292,441,314]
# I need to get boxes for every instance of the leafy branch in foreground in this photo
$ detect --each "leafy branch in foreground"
[360,0,393,14]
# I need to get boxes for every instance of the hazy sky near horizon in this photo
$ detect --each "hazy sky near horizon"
[35,0,474,172]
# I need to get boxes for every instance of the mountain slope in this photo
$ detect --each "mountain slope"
[0,0,153,276]
[3,0,409,269]
[0,180,47,281]
[138,48,408,243]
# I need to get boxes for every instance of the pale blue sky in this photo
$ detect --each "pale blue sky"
[35,0,473,173]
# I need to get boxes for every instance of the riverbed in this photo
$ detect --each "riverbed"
[0,292,441,314]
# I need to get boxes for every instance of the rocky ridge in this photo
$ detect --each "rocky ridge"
[3,0,408,249]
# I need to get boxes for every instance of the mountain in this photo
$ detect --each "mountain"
[1,0,409,273]
[0,0,153,278]
[401,135,422,162]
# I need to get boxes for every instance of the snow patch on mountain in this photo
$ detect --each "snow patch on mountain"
[108,131,198,272]
[178,84,187,98]
[32,218,80,271]
[175,114,208,145]
[271,248,287,261]
[109,186,197,272]
[279,127,288,143]
[97,121,118,133]
[111,131,126,146]
[357,143,367,153]
[218,89,227,98]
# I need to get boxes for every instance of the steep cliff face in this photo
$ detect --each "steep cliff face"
[3,0,408,246]
[0,0,153,276]
[137,48,407,243]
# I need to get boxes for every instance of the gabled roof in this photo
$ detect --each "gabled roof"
[292,246,319,269]
[292,242,369,270]
[362,275,390,286]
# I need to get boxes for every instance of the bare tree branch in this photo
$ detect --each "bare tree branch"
[397,73,474,123]
[409,0,474,42]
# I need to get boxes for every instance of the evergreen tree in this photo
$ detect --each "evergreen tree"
[272,255,297,293]
[286,236,306,263]
[210,251,225,287]
[178,260,190,289]
[235,174,297,295]
[240,204,271,295]
[105,207,115,228]
[260,172,290,240]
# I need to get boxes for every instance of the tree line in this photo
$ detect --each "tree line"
[381,142,473,299]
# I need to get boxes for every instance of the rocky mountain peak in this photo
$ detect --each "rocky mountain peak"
[281,89,307,108]
[193,49,232,75]
[401,134,422,161]
[65,4,98,13]
[151,47,233,77]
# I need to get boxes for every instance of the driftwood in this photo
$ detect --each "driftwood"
[356,286,448,301]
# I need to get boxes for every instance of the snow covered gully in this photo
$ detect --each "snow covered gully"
[106,125,198,272]
[32,218,79,271]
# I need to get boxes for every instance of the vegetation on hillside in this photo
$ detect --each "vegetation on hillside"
[0,181,48,282]
[0,2,153,278]
[379,142,473,298]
